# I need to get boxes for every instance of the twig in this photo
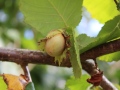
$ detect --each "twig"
[21,64,32,82]
[0,39,120,90]
[82,60,118,90]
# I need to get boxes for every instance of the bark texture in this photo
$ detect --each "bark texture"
[0,39,120,90]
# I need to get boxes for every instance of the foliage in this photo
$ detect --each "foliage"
[78,15,120,54]
[65,74,90,90]
[2,74,29,90]
[0,77,7,90]
[20,0,83,37]
[0,0,120,90]
[66,28,82,78]
[77,15,120,62]
[83,0,119,23]
[25,82,35,90]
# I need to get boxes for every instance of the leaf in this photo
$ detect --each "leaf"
[83,0,119,23]
[21,37,37,50]
[25,82,35,90]
[65,74,90,90]
[77,15,120,54]
[77,34,96,53]
[115,84,120,90]
[98,51,120,62]
[2,74,29,90]
[67,28,82,78]
[0,76,7,90]
[90,86,103,90]
[97,15,120,38]
[20,0,83,37]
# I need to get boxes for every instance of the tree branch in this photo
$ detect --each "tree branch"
[81,39,120,61]
[0,39,120,90]
[82,60,118,90]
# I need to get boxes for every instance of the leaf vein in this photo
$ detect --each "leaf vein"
[62,0,70,16]
[48,0,68,27]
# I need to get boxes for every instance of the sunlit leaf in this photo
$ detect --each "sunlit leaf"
[90,86,103,90]
[0,76,7,90]
[20,0,83,37]
[115,84,120,90]
[98,51,120,62]
[98,16,120,38]
[77,15,120,54]
[83,0,119,23]
[2,74,28,90]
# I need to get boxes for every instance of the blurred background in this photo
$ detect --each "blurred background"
[0,0,119,90]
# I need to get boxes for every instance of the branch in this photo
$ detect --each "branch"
[81,39,120,61]
[82,60,118,90]
[0,39,120,90]
[0,39,120,66]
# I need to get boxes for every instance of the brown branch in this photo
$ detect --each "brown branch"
[0,39,120,65]
[83,60,118,90]
[0,39,120,66]
[0,39,120,90]
[21,64,32,82]
[81,39,120,61]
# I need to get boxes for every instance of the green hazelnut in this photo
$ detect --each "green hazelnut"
[45,30,65,57]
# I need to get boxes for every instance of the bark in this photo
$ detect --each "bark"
[0,39,120,90]
[82,60,118,90]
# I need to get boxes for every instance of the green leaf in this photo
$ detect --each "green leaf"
[77,15,120,54]
[25,82,35,90]
[77,34,96,53]
[98,51,120,62]
[115,84,120,90]
[97,15,120,38]
[21,37,37,50]
[90,86,103,90]
[77,15,120,62]
[83,0,119,23]
[20,0,83,37]
[96,15,120,62]
[67,28,82,78]
[65,74,90,90]
[0,77,7,90]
